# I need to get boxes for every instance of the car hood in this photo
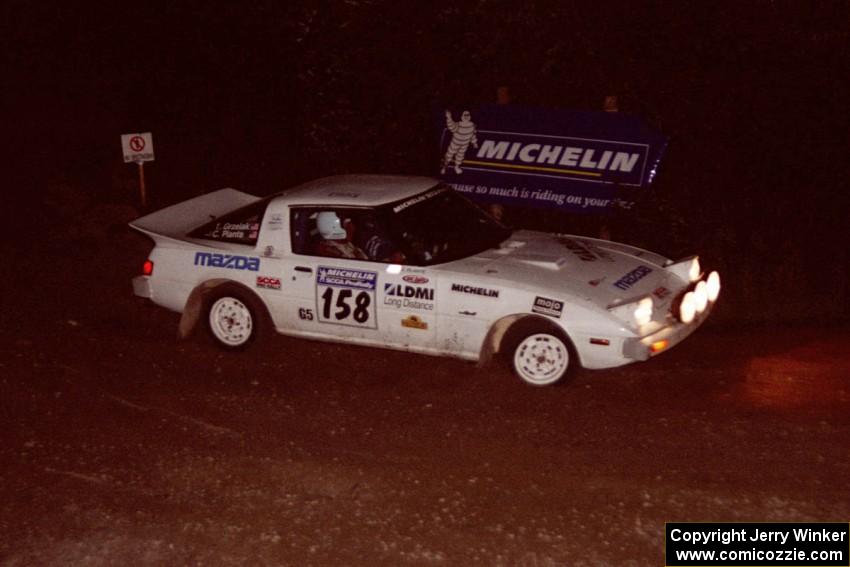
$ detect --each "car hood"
[440,230,681,307]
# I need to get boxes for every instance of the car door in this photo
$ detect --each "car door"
[285,206,383,343]
[376,267,438,352]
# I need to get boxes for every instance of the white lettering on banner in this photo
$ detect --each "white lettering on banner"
[538,145,561,164]
[518,144,540,163]
[476,140,640,173]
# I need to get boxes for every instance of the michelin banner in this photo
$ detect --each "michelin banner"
[438,104,668,213]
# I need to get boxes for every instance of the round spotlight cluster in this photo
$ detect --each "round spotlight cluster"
[678,270,721,324]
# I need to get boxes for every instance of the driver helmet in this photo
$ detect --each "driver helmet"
[316,211,347,240]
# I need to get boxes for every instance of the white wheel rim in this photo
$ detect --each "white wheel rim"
[209,297,253,346]
[514,333,569,386]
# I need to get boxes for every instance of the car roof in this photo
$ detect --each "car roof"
[275,175,441,208]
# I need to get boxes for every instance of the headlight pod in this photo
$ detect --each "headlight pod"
[609,296,654,330]
[671,269,720,325]
[679,291,697,324]
[706,270,721,302]
[689,257,701,282]
[694,280,708,313]
[667,255,701,283]
[634,297,654,326]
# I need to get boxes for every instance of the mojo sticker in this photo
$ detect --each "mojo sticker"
[532,296,563,318]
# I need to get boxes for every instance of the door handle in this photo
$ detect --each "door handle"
[295,266,313,274]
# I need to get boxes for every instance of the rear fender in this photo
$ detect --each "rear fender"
[178,279,268,339]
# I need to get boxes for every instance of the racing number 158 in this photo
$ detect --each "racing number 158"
[321,288,371,323]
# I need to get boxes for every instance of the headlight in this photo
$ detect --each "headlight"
[694,280,708,313]
[679,291,696,324]
[668,256,701,283]
[688,257,701,282]
[609,296,654,330]
[634,297,654,326]
[706,271,721,302]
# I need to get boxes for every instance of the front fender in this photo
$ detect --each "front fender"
[477,313,566,367]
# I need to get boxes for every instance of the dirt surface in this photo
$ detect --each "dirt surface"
[2,231,849,566]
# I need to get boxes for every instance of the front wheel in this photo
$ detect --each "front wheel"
[206,290,260,349]
[510,331,574,386]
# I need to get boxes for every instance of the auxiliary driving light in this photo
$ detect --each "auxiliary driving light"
[679,291,696,324]
[694,280,708,313]
[706,271,721,302]
[634,297,654,327]
[689,257,701,282]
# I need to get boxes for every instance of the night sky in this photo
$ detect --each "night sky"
[4,1,849,323]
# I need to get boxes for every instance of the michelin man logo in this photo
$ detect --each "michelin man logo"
[441,110,478,175]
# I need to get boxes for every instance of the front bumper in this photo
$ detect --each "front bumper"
[622,313,707,361]
[622,290,717,362]
[132,275,152,299]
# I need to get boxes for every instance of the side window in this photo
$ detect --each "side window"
[292,207,400,262]
[289,208,314,255]
[189,200,269,245]
[291,207,365,259]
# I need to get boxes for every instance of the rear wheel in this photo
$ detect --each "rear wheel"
[506,325,576,386]
[205,288,263,349]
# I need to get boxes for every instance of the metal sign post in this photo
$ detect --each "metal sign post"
[121,132,155,209]
[138,161,147,209]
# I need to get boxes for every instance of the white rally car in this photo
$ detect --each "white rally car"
[131,175,720,386]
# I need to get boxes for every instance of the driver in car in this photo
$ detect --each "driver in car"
[315,212,368,260]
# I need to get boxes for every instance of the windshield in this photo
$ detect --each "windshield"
[381,184,512,266]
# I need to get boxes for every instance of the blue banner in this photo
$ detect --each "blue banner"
[437,104,668,213]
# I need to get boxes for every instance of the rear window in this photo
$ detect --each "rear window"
[188,200,269,245]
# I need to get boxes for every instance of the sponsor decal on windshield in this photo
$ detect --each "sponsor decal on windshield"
[613,265,653,290]
[392,187,448,213]
[194,252,260,271]
[532,296,563,318]
[450,283,499,298]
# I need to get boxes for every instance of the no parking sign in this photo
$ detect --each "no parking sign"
[121,131,154,208]
[121,132,155,163]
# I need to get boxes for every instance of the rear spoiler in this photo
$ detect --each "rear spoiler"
[129,188,260,243]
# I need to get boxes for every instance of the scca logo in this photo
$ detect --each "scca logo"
[256,276,281,290]
[194,252,260,271]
